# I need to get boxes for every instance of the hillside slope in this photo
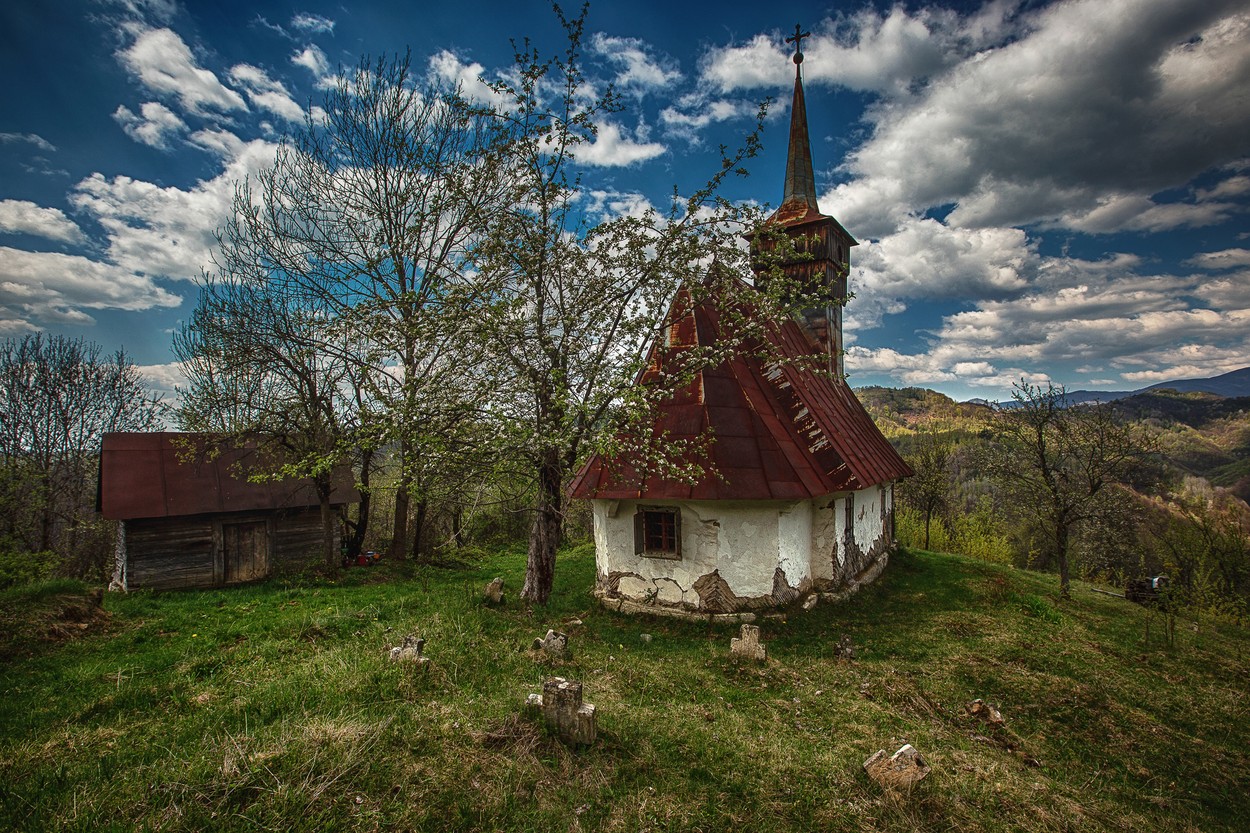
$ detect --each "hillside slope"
[1,547,1246,832]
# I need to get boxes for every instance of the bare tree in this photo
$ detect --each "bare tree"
[989,382,1147,597]
[197,51,510,561]
[174,276,367,569]
[0,334,162,579]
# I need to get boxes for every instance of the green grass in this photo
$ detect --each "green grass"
[1,544,1247,832]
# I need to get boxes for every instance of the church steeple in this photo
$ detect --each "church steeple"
[750,23,858,380]
[782,25,819,211]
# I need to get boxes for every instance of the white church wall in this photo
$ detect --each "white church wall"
[593,498,811,607]
[810,496,841,582]
[776,499,813,588]
[854,485,886,553]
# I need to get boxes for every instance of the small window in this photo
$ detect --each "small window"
[634,507,681,559]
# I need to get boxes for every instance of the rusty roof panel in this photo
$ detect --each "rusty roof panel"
[100,433,359,521]
[568,276,912,502]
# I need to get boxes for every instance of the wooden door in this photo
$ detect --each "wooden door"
[222,521,270,584]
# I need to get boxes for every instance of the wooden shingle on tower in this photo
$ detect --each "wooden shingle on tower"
[569,27,912,617]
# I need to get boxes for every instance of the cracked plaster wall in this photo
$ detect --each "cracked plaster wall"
[591,484,896,611]
[593,498,812,608]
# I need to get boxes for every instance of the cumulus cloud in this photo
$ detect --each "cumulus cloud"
[136,361,189,400]
[853,219,1036,307]
[0,200,86,245]
[585,190,655,221]
[68,139,278,281]
[0,246,181,331]
[575,122,665,167]
[836,0,1250,234]
[589,33,680,94]
[846,254,1250,391]
[702,4,1018,96]
[292,44,330,79]
[119,27,248,116]
[228,64,305,121]
[659,95,757,142]
[427,50,506,107]
[113,101,187,149]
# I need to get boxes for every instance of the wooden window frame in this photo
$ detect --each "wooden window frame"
[633,506,681,559]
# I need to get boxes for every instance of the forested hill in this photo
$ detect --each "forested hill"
[854,386,994,438]
[856,385,1250,500]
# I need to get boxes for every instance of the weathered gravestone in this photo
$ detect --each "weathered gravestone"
[525,677,597,746]
[389,635,429,665]
[730,623,767,661]
[483,576,505,605]
[532,628,569,660]
[863,743,931,790]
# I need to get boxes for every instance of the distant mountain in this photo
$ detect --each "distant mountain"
[981,367,1250,407]
[1140,367,1250,398]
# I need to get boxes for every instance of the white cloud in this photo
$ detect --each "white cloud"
[1186,249,1250,270]
[659,95,757,141]
[427,50,504,107]
[229,64,305,122]
[1054,193,1242,234]
[1192,270,1250,308]
[113,101,187,149]
[585,190,655,221]
[0,246,181,331]
[137,361,188,400]
[0,200,86,245]
[290,13,335,34]
[852,219,1035,308]
[106,0,179,25]
[702,4,1019,96]
[188,128,247,158]
[838,0,1250,233]
[0,132,56,152]
[292,44,330,79]
[575,122,665,167]
[119,27,248,116]
[68,139,278,281]
[1196,174,1250,201]
[589,34,680,93]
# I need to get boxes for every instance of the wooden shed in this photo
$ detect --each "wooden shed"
[99,433,358,591]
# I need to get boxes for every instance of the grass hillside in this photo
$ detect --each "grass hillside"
[2,546,1247,832]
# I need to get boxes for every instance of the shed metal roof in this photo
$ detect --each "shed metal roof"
[99,433,358,521]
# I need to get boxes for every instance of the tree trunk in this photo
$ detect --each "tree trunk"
[521,452,564,604]
[451,507,463,549]
[410,498,427,562]
[317,481,337,572]
[391,445,410,560]
[1056,522,1071,599]
[346,448,373,559]
[924,512,932,551]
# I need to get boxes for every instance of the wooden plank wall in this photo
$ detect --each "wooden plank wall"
[272,508,337,573]
[127,515,217,590]
[127,506,338,589]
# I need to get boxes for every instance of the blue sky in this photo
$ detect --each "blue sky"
[1,0,1248,403]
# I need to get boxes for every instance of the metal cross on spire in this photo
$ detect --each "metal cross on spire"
[786,24,810,66]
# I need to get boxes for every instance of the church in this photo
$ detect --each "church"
[569,28,912,618]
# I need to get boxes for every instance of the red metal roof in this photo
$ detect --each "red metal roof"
[99,433,358,521]
[569,281,913,501]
